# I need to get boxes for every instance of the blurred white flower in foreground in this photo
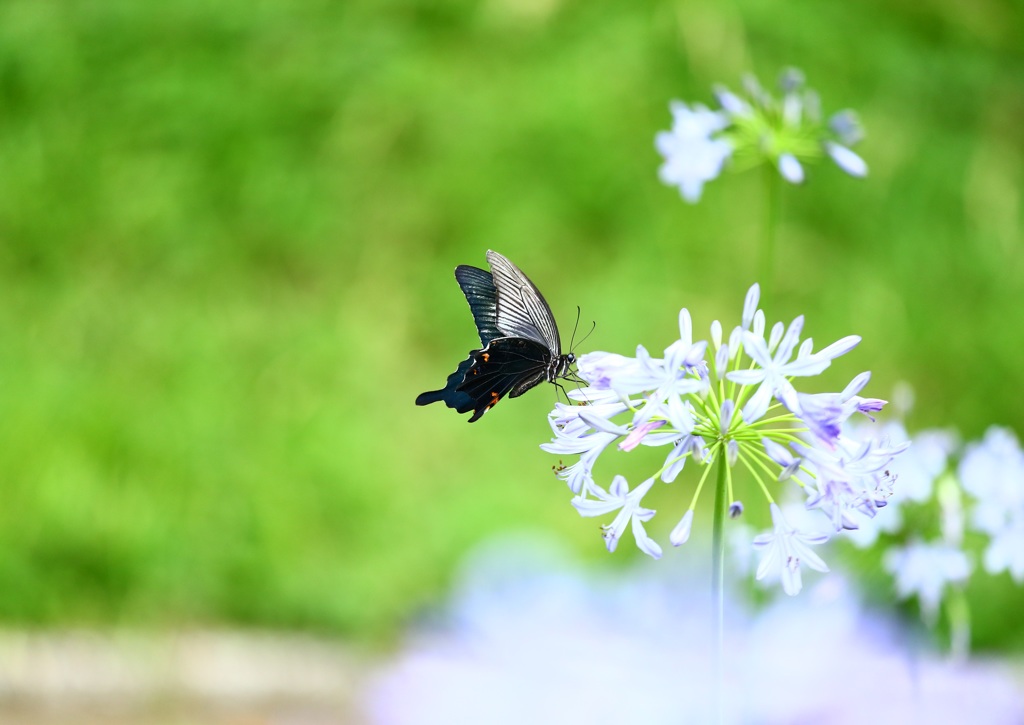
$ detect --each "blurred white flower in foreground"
[367,536,1024,725]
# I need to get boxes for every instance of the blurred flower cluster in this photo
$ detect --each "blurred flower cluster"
[656,68,867,202]
[368,536,1024,725]
[541,283,908,595]
[846,416,1024,643]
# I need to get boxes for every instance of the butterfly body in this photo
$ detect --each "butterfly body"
[416,251,575,422]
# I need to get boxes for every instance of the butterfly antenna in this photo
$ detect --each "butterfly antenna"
[568,306,582,351]
[572,319,597,353]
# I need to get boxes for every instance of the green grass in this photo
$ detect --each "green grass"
[0,0,1022,646]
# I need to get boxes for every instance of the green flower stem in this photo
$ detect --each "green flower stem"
[742,446,784,483]
[745,413,802,428]
[947,586,971,662]
[761,162,781,301]
[653,451,691,481]
[736,450,777,503]
[687,444,721,510]
[711,452,729,725]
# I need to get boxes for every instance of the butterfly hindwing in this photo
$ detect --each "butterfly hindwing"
[457,337,552,422]
[413,354,478,413]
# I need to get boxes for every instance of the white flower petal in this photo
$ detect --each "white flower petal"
[778,153,804,184]
[670,510,695,546]
[742,284,760,330]
[826,141,868,177]
[815,335,861,360]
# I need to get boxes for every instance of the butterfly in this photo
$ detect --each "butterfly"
[416,250,577,422]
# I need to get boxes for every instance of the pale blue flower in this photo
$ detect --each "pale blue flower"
[572,475,662,558]
[778,153,804,183]
[763,439,800,480]
[795,435,909,532]
[371,537,1024,725]
[708,68,869,184]
[727,318,859,423]
[828,110,864,146]
[542,284,900,587]
[825,141,867,177]
[795,393,846,445]
[797,371,888,445]
[753,504,829,595]
[576,351,641,391]
[741,283,760,330]
[541,418,621,494]
[842,423,953,548]
[670,509,694,546]
[641,396,701,483]
[578,343,706,401]
[713,84,751,117]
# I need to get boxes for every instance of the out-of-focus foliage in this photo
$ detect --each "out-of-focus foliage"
[0,0,1021,643]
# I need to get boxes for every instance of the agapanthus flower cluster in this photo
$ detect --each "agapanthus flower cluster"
[858,423,1024,627]
[541,284,907,595]
[656,68,867,202]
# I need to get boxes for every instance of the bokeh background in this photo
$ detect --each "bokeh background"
[1,0,1023,700]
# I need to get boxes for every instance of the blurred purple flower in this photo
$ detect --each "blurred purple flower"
[367,537,1024,725]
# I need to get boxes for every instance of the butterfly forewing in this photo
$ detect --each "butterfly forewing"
[485,250,562,356]
[454,265,501,345]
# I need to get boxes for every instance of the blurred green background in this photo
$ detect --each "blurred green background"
[0,0,1022,646]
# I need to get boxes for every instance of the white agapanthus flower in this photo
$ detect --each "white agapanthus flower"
[657,67,868,202]
[884,540,971,621]
[541,283,905,595]
[655,102,733,203]
[572,475,662,559]
[959,427,1024,581]
[753,504,829,596]
[959,426,1024,534]
[839,422,956,549]
[983,523,1024,582]
[716,68,869,182]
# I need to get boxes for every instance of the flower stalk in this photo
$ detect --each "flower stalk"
[762,163,780,302]
[711,450,728,725]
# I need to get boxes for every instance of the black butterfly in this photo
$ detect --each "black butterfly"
[416,250,576,422]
